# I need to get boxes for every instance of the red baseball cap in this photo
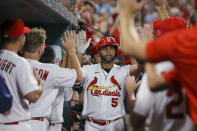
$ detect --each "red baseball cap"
[1,18,30,38]
[159,16,187,35]
[97,37,119,49]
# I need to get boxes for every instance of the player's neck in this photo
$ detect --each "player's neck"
[3,43,20,53]
[100,62,114,69]
[24,52,40,61]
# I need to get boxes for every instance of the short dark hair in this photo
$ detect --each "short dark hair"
[84,1,94,8]
[0,37,19,49]
[84,1,96,12]
[23,27,46,53]
[0,30,19,49]
[99,45,118,51]
[40,46,55,63]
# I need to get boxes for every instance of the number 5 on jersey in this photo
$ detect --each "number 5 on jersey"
[111,98,118,107]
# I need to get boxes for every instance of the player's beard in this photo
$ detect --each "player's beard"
[100,53,116,64]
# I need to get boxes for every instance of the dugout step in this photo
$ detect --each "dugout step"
[0,0,78,26]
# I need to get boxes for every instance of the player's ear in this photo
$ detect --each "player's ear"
[52,59,56,64]
[91,57,95,64]
[18,34,23,44]
[37,45,43,56]
[98,49,101,54]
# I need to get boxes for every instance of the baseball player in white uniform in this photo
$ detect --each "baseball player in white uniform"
[43,31,90,131]
[127,61,194,131]
[39,45,73,131]
[23,28,82,131]
[0,18,43,131]
[77,36,138,131]
[47,88,73,131]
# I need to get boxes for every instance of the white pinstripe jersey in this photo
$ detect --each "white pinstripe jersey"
[81,63,131,120]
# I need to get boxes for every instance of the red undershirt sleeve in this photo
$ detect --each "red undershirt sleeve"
[162,68,178,85]
[146,32,177,62]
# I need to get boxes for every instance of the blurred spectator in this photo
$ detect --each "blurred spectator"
[96,0,112,17]
[57,0,75,11]
[56,0,193,42]
[189,12,197,27]
[90,46,101,64]
[70,91,84,131]
[169,7,181,17]
[81,1,96,24]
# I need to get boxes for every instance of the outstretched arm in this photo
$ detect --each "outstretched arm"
[61,31,83,82]
[59,50,72,69]
[126,76,140,112]
[125,76,146,131]
[119,0,148,61]
[129,57,144,79]
[65,51,72,69]
[153,0,169,21]
[119,0,169,62]
[145,62,170,91]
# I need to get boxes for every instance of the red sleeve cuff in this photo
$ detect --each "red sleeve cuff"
[162,68,177,85]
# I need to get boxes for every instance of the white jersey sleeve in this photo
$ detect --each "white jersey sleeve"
[52,66,77,88]
[120,65,131,96]
[133,74,155,117]
[48,88,73,123]
[15,59,39,96]
[64,88,73,101]
[82,65,91,79]
[81,65,93,89]
[120,65,131,78]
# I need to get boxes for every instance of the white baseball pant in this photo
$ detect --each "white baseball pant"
[28,118,49,131]
[48,123,62,131]
[0,121,32,131]
[84,118,125,131]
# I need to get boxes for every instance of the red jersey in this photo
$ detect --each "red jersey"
[146,22,197,125]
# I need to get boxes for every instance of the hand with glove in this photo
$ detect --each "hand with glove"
[76,30,91,53]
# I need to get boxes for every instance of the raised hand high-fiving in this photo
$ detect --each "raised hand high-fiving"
[118,0,148,15]
[76,30,91,53]
[152,0,166,6]
[61,30,77,52]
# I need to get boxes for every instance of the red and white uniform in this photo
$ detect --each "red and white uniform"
[0,50,39,131]
[47,88,73,131]
[27,59,76,131]
[81,63,131,131]
[133,61,194,131]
